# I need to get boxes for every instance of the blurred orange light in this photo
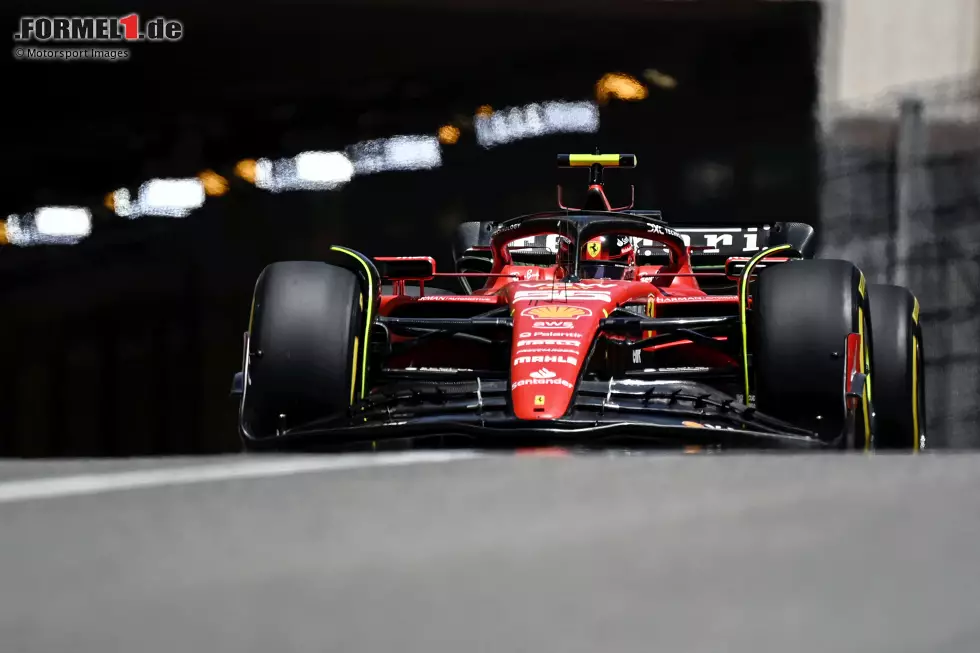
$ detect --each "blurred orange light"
[0,220,7,245]
[199,169,229,196]
[475,105,494,118]
[234,159,258,184]
[438,124,461,145]
[103,191,115,212]
[595,72,648,104]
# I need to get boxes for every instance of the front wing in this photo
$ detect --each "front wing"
[242,379,827,451]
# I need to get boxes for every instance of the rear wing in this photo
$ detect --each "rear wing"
[454,220,816,271]
[629,219,816,269]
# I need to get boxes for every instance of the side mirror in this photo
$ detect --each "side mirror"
[231,371,244,397]
[373,256,436,281]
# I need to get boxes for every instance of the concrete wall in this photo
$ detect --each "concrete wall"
[817,0,980,445]
[822,0,980,115]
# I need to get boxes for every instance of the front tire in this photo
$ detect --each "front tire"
[753,259,873,447]
[868,284,925,450]
[241,261,365,441]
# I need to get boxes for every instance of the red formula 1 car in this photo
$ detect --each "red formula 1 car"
[232,153,926,452]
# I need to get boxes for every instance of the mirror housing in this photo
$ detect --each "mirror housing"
[374,256,436,281]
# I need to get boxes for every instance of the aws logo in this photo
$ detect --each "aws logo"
[521,305,593,320]
[533,321,574,329]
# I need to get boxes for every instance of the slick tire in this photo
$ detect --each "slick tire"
[868,284,925,450]
[753,259,873,447]
[241,261,365,440]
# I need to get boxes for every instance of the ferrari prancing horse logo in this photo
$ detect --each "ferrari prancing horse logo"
[587,240,601,258]
[534,395,546,406]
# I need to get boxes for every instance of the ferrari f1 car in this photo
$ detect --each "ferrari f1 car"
[232,153,926,452]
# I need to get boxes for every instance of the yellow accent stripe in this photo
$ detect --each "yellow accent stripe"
[738,244,794,404]
[349,336,360,405]
[645,295,655,338]
[330,246,374,402]
[858,273,866,298]
[567,154,628,166]
[910,295,921,450]
[858,307,871,450]
[912,334,920,451]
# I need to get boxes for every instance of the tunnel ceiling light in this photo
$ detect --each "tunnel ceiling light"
[348,135,442,174]
[198,170,230,197]
[474,100,599,149]
[253,151,354,193]
[6,208,92,246]
[294,151,355,186]
[35,206,92,238]
[136,178,206,218]
[475,105,494,118]
[234,159,258,184]
[254,159,275,190]
[438,124,461,145]
[109,188,133,217]
[643,69,677,90]
[595,73,648,104]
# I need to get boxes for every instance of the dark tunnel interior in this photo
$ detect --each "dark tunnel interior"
[0,1,822,455]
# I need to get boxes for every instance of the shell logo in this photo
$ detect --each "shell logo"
[520,305,593,319]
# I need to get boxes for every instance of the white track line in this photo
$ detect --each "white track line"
[0,452,484,504]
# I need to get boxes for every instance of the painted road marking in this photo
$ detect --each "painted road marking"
[0,452,483,504]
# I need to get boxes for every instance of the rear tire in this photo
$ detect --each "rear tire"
[868,284,925,450]
[753,259,873,447]
[241,261,364,441]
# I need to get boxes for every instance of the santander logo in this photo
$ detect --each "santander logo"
[530,367,557,379]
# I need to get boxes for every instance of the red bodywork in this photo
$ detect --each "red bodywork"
[377,218,744,421]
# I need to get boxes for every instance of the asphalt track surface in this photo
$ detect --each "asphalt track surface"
[2,452,980,653]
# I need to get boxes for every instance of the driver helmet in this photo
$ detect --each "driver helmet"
[579,235,635,279]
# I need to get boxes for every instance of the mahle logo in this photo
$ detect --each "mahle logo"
[515,355,578,366]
